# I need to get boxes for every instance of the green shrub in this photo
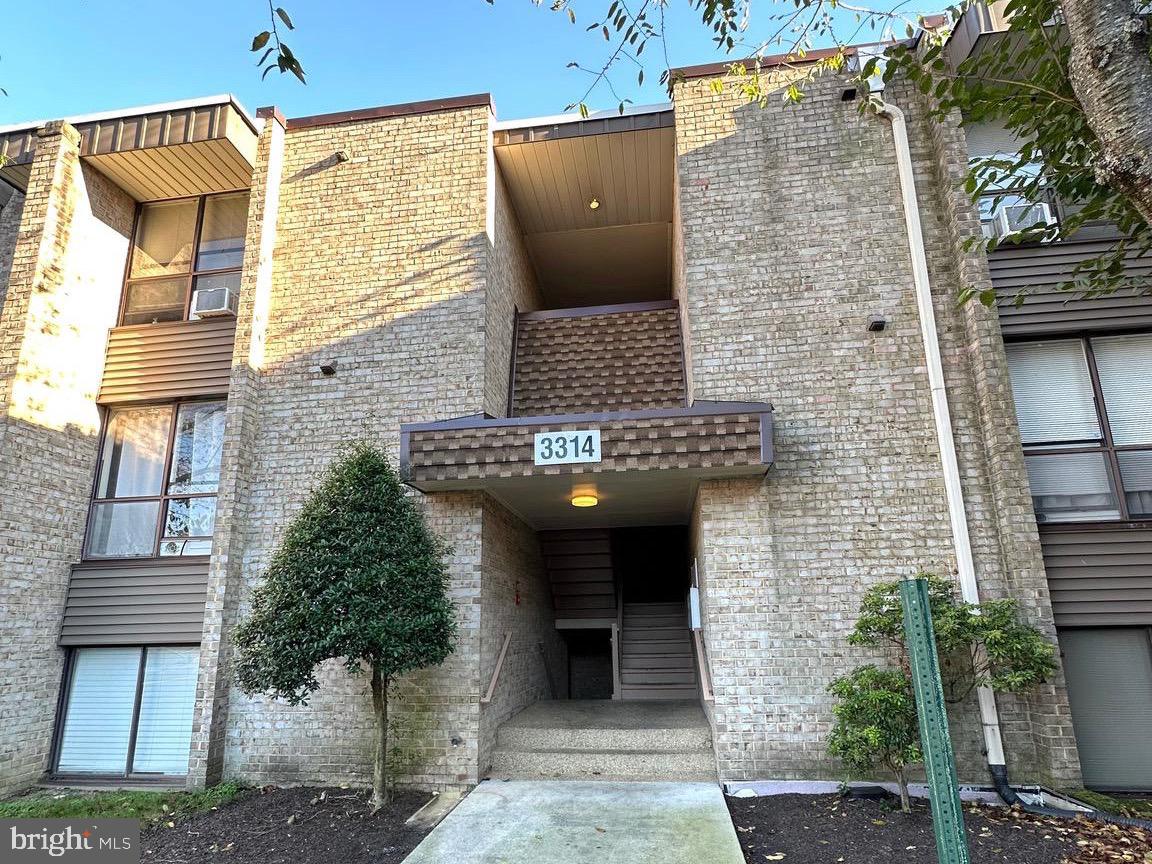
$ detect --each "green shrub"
[828,574,1060,811]
[234,443,456,810]
[827,665,921,812]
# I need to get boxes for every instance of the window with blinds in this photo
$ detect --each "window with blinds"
[1006,334,1152,523]
[54,646,198,777]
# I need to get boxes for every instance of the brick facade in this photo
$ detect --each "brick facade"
[0,124,134,795]
[0,76,1091,796]
[674,74,1079,785]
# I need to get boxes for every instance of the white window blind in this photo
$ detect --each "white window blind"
[1092,334,1152,445]
[56,648,139,774]
[132,648,198,775]
[1024,453,1119,522]
[1006,341,1100,444]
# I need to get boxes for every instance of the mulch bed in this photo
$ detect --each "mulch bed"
[142,786,433,864]
[726,792,1152,864]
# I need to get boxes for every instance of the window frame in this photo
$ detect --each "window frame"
[84,398,225,561]
[50,645,199,782]
[1008,331,1152,525]
[117,190,249,327]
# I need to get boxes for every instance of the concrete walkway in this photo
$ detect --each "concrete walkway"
[402,780,743,864]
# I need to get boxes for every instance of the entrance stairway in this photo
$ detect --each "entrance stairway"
[620,601,699,700]
[487,700,716,782]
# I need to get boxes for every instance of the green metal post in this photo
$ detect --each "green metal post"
[900,576,971,864]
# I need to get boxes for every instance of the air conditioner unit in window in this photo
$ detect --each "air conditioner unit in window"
[992,202,1054,239]
[191,285,238,318]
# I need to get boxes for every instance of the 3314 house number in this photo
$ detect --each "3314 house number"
[533,430,602,465]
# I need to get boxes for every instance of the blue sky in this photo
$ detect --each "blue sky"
[0,1,913,126]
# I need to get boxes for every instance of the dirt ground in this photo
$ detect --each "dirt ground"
[726,792,1152,864]
[141,786,432,864]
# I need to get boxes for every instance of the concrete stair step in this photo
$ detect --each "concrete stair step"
[622,615,686,628]
[620,670,697,685]
[495,725,712,753]
[624,632,689,640]
[619,685,700,700]
[621,654,694,669]
[487,748,716,782]
[622,603,685,614]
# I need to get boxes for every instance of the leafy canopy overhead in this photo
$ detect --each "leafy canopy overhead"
[234,442,456,705]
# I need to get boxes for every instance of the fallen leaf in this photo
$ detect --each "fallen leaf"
[764,855,785,861]
[594,827,605,833]
[872,819,886,826]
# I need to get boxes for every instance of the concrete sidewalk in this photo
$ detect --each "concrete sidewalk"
[401,780,744,864]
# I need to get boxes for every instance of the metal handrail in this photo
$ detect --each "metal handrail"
[693,629,715,703]
[480,631,512,705]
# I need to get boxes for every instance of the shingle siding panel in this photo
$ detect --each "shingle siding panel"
[511,305,687,415]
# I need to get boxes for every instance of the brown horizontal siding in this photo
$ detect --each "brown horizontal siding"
[1041,526,1152,626]
[60,560,209,645]
[99,318,236,403]
[992,234,1152,336]
[511,304,687,415]
[403,409,769,489]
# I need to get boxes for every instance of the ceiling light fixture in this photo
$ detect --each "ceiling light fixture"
[571,494,599,508]
[588,197,600,210]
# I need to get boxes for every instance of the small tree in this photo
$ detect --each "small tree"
[828,665,922,814]
[828,573,1058,812]
[234,442,456,811]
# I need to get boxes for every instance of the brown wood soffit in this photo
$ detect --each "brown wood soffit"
[285,93,494,130]
[399,402,774,489]
[493,109,674,146]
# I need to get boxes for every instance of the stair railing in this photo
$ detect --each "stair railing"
[612,578,624,700]
[481,631,513,705]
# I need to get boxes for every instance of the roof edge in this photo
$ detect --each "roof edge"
[0,94,257,136]
[286,93,493,130]
[671,39,911,81]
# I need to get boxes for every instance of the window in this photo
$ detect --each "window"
[55,647,198,777]
[87,401,226,558]
[1006,334,1152,523]
[121,192,249,325]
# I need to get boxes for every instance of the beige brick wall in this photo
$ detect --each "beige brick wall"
[0,189,25,310]
[675,74,1077,785]
[484,163,540,417]
[477,497,565,773]
[0,124,134,794]
[213,104,496,789]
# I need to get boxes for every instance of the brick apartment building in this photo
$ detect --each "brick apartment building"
[0,9,1149,797]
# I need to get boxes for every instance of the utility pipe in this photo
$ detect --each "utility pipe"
[874,94,1152,831]
[873,98,1009,772]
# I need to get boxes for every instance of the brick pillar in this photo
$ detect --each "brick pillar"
[905,88,1082,787]
[0,122,133,794]
[188,108,286,788]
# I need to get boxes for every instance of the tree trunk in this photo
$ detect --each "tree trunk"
[895,767,912,814]
[1061,0,1152,225]
[370,664,390,812]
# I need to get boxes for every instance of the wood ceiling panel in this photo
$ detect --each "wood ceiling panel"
[88,139,252,201]
[494,126,673,235]
[526,222,671,308]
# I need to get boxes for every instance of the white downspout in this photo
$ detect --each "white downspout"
[875,99,1008,770]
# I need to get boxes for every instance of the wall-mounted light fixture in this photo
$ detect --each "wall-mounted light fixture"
[867,315,887,332]
[319,359,339,376]
[334,150,350,163]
